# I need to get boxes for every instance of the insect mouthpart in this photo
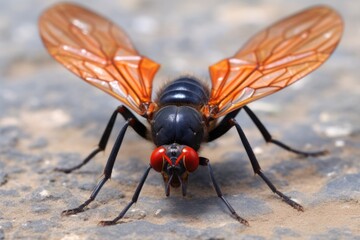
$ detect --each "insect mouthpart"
[150,144,199,196]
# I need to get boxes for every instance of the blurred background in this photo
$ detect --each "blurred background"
[0,0,359,239]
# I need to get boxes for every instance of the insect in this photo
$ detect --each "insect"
[39,3,343,226]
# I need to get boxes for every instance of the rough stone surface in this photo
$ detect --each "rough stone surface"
[0,0,359,239]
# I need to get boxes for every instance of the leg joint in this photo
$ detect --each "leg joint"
[228,118,237,126]
[116,105,126,113]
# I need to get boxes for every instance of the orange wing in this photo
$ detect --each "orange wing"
[206,5,343,118]
[39,3,160,117]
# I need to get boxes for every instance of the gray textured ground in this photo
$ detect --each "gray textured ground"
[0,0,359,239]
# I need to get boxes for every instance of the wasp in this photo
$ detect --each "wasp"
[39,3,343,226]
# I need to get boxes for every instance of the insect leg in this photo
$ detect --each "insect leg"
[199,157,249,226]
[62,119,131,216]
[230,118,304,211]
[98,166,152,226]
[55,105,149,173]
[243,106,327,157]
[207,108,242,142]
[118,106,150,140]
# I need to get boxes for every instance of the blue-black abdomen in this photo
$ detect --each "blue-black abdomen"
[158,76,209,107]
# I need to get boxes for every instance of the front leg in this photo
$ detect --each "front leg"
[98,165,152,226]
[199,157,249,226]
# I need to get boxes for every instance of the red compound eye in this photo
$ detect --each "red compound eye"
[150,146,167,172]
[181,147,199,172]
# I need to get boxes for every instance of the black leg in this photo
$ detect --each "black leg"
[118,106,150,140]
[98,166,152,226]
[207,108,242,142]
[243,106,327,157]
[62,120,131,216]
[55,106,149,173]
[200,157,249,226]
[230,118,304,211]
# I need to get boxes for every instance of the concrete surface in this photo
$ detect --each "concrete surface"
[0,0,359,239]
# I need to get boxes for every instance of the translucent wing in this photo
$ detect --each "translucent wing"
[206,5,343,118]
[39,3,160,117]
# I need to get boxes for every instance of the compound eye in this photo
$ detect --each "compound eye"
[150,146,167,172]
[182,147,199,172]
